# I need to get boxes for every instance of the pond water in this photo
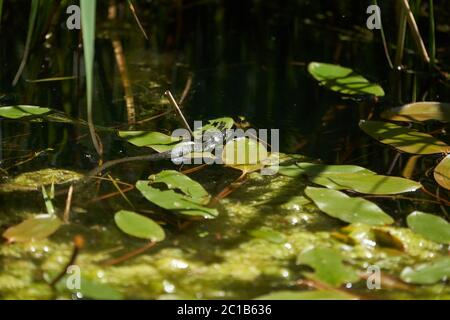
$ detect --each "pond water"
[0,0,449,299]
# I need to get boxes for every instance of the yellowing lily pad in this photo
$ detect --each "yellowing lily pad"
[222,137,268,173]
[434,155,450,190]
[2,214,62,243]
[381,102,450,123]
[360,120,449,154]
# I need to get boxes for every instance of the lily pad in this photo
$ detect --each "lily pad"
[296,247,359,287]
[328,174,421,194]
[79,278,124,300]
[401,257,450,285]
[307,62,385,97]
[434,155,450,190]
[360,120,449,154]
[255,290,354,300]
[0,105,51,119]
[406,211,450,244]
[0,169,83,193]
[304,187,394,225]
[222,137,268,173]
[381,102,450,123]
[2,214,62,243]
[114,210,165,242]
[118,131,181,152]
[136,170,218,219]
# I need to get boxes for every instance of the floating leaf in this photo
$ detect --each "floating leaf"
[0,169,83,193]
[222,137,268,173]
[79,279,123,300]
[434,155,450,190]
[3,214,62,243]
[194,117,235,136]
[381,102,450,123]
[328,174,421,194]
[118,131,181,152]
[296,247,359,286]
[0,105,51,119]
[360,120,449,154]
[114,210,165,242]
[307,62,385,97]
[249,228,286,244]
[305,187,393,225]
[400,257,450,285]
[136,170,218,219]
[255,290,354,300]
[406,211,450,244]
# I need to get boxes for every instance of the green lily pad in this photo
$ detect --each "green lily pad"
[401,257,450,285]
[434,155,450,190]
[328,174,422,194]
[249,228,286,244]
[406,211,450,244]
[2,214,62,243]
[296,247,359,287]
[79,278,124,300]
[304,187,394,225]
[114,210,165,242]
[222,137,268,173]
[0,105,51,119]
[193,117,235,137]
[360,120,449,154]
[136,170,218,219]
[0,169,83,193]
[307,62,385,97]
[255,290,354,300]
[381,102,450,123]
[118,131,181,152]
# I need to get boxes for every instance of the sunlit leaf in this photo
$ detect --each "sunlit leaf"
[328,174,422,194]
[296,247,359,286]
[401,257,450,285]
[0,105,51,119]
[406,211,450,244]
[434,155,450,190]
[305,187,394,225]
[114,210,165,242]
[2,214,62,243]
[360,120,449,154]
[118,131,181,152]
[136,170,218,219]
[222,137,268,173]
[307,62,385,97]
[381,102,450,123]
[249,228,286,244]
[255,290,355,300]
[193,117,235,137]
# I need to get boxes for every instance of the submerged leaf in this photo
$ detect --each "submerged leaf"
[305,187,394,225]
[406,211,450,244]
[114,210,165,242]
[296,247,359,286]
[249,228,286,244]
[401,257,450,285]
[434,155,450,190]
[307,62,385,96]
[2,214,62,243]
[360,120,449,154]
[79,279,123,300]
[255,290,354,300]
[381,102,450,123]
[0,105,51,119]
[136,170,218,219]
